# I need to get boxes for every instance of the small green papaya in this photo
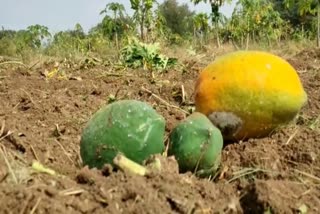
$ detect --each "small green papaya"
[168,112,223,177]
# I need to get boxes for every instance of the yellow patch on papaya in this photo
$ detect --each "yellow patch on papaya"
[195,50,307,140]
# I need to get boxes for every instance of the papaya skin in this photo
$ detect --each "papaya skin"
[195,51,308,140]
[80,100,165,169]
[168,112,223,177]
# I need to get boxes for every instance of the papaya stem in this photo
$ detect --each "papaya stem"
[113,154,147,176]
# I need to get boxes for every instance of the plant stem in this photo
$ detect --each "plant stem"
[113,153,147,176]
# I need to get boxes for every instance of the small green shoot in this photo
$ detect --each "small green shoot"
[32,161,56,176]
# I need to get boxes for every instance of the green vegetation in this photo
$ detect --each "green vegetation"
[120,37,177,71]
[0,0,319,66]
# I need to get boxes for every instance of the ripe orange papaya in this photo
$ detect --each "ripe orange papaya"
[194,50,307,141]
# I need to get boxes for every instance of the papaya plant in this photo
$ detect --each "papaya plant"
[100,2,126,51]
[10,25,51,58]
[150,8,169,42]
[130,0,156,41]
[228,0,286,49]
[120,36,177,71]
[25,25,51,49]
[190,0,232,47]
[284,0,320,47]
[158,0,195,39]
[45,24,90,57]
[192,13,210,48]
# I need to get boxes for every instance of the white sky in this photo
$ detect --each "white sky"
[0,0,236,33]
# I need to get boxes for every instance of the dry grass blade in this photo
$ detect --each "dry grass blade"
[0,130,13,142]
[54,139,74,165]
[59,188,85,196]
[19,195,33,214]
[0,126,25,152]
[163,135,170,157]
[0,61,27,67]
[101,72,133,77]
[181,85,186,103]
[227,167,273,183]
[0,120,5,137]
[30,197,42,214]
[294,169,320,183]
[285,128,299,145]
[282,158,320,172]
[0,145,18,184]
[28,60,40,70]
[30,145,39,161]
[20,89,36,107]
[141,86,189,114]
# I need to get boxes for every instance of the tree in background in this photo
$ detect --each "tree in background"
[190,0,231,47]
[283,0,320,47]
[0,29,16,40]
[19,25,51,49]
[100,2,126,50]
[0,25,51,56]
[130,0,157,41]
[193,13,210,47]
[228,0,286,49]
[158,0,195,38]
[152,8,167,40]
[46,23,90,56]
[190,0,231,18]
[2,0,320,59]
[0,29,18,56]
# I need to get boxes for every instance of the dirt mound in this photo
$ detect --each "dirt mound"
[286,48,320,72]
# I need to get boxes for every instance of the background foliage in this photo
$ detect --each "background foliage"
[1,0,319,64]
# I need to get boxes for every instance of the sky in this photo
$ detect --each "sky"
[0,0,236,33]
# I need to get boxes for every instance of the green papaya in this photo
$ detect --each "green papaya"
[80,100,165,169]
[168,112,223,177]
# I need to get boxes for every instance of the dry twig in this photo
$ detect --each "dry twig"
[28,60,40,70]
[30,197,42,214]
[285,128,299,145]
[141,86,188,114]
[19,195,33,214]
[59,188,85,196]
[20,89,37,107]
[54,139,74,165]
[181,85,186,104]
[0,145,18,184]
[0,120,5,137]
[294,169,320,183]
[0,122,26,152]
[0,130,13,142]
[30,145,39,161]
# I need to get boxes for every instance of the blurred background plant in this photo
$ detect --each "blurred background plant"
[0,0,319,69]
